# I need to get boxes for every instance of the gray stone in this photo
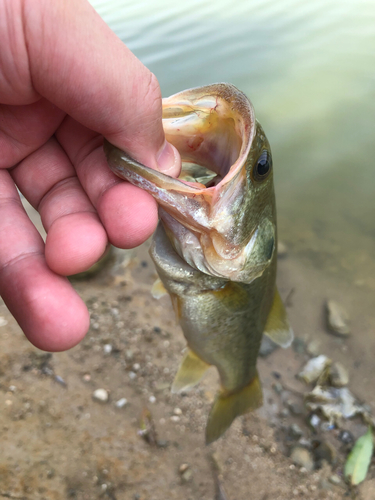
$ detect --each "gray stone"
[326,300,350,336]
[329,362,349,387]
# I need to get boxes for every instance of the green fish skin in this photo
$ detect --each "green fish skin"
[104,83,293,444]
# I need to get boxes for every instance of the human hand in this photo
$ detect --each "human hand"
[0,0,181,351]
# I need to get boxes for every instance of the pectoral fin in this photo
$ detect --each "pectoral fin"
[151,278,168,299]
[205,373,263,445]
[172,349,211,394]
[263,288,294,348]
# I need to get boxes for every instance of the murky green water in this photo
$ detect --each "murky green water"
[90,0,375,289]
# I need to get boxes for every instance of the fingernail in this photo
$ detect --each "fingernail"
[156,141,181,177]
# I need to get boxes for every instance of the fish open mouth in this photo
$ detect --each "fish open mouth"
[162,83,254,190]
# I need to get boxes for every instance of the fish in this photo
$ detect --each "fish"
[104,83,293,444]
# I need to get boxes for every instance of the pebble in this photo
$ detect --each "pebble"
[103,344,112,354]
[287,400,303,416]
[128,371,137,380]
[259,335,279,357]
[329,362,349,387]
[115,398,128,408]
[292,337,306,354]
[338,429,354,446]
[272,382,283,395]
[82,374,91,382]
[326,300,350,336]
[329,474,341,485]
[170,415,180,422]
[306,340,320,357]
[309,414,321,430]
[298,355,331,384]
[0,316,8,327]
[179,463,189,474]
[149,395,156,404]
[290,447,314,471]
[173,407,182,415]
[288,423,303,439]
[92,389,109,403]
[132,363,141,371]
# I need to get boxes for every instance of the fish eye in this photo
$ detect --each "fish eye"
[253,150,272,181]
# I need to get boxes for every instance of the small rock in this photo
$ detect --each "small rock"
[329,362,349,387]
[288,423,303,439]
[280,408,289,418]
[128,371,137,380]
[82,373,91,382]
[115,398,128,408]
[290,447,314,471]
[0,316,8,327]
[292,337,306,354]
[126,350,134,360]
[306,340,320,357]
[149,395,156,404]
[272,382,283,395]
[298,355,331,384]
[338,429,354,446]
[287,401,304,416]
[259,335,279,357]
[92,389,109,403]
[179,463,189,474]
[103,344,112,354]
[170,415,180,422]
[326,300,350,336]
[329,474,341,485]
[157,439,169,448]
[153,326,161,334]
[133,363,141,371]
[308,414,321,430]
[173,407,182,416]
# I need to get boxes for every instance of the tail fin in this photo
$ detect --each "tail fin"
[205,373,263,445]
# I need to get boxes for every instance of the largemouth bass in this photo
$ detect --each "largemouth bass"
[104,83,293,444]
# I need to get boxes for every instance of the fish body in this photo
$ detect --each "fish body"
[105,84,293,443]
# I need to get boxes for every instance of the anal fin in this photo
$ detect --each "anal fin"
[151,278,168,299]
[263,288,294,348]
[205,373,263,445]
[172,349,210,394]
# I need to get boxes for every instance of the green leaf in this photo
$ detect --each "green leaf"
[344,427,374,486]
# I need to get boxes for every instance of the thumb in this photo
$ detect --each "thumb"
[21,0,180,175]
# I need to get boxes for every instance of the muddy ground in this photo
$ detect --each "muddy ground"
[0,204,374,500]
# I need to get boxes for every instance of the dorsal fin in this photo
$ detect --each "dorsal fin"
[263,288,294,348]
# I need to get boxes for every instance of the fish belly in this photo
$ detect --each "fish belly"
[150,223,273,393]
